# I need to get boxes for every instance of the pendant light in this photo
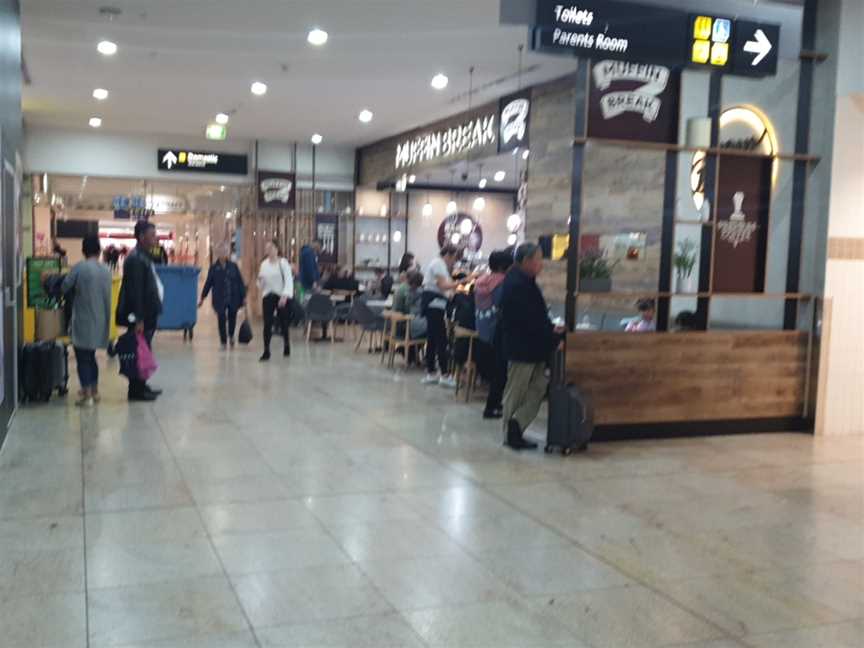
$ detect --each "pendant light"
[447,169,458,215]
[422,174,433,218]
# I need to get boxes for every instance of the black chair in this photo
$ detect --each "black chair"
[305,294,337,342]
[351,300,386,353]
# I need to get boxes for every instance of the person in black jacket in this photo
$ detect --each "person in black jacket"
[199,243,247,349]
[499,242,564,450]
[116,221,164,401]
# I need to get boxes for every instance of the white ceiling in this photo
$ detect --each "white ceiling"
[21,0,583,148]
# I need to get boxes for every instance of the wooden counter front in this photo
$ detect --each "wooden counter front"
[566,331,809,425]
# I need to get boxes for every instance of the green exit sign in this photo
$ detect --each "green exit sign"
[205,123,227,140]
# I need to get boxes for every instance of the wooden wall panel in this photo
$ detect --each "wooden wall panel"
[566,331,808,424]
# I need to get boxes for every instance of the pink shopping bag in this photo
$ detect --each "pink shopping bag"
[136,333,159,381]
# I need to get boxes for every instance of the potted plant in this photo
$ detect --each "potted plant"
[673,240,698,293]
[579,250,617,293]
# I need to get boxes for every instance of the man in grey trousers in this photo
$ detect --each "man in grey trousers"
[62,235,113,407]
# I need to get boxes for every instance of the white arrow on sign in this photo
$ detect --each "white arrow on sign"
[162,150,178,169]
[744,29,773,66]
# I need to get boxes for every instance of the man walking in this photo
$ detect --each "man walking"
[116,221,163,401]
[299,239,322,294]
[499,242,564,450]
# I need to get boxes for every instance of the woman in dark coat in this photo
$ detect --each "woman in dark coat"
[199,243,247,348]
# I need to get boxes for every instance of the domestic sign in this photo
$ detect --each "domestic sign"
[532,1,780,77]
[257,171,296,210]
[394,113,496,170]
[587,60,680,144]
[498,91,531,153]
[157,149,248,175]
[732,21,780,76]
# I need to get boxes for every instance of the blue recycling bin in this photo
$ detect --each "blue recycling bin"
[155,266,200,336]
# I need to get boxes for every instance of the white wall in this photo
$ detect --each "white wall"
[24,127,355,190]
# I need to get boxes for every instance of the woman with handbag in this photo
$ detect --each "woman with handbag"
[199,243,247,350]
[257,239,293,361]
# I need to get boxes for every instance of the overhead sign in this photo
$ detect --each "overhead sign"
[532,1,780,77]
[533,0,690,66]
[205,124,228,141]
[588,60,680,144]
[157,148,248,175]
[732,20,780,76]
[498,91,531,153]
[394,113,496,170]
[257,171,296,210]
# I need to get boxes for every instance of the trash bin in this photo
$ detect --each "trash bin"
[155,266,200,339]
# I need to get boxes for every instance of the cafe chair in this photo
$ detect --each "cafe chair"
[381,310,426,369]
[452,325,480,402]
[350,300,386,353]
[305,293,338,342]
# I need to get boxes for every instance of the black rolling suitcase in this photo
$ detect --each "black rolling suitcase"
[545,349,594,456]
[20,341,68,403]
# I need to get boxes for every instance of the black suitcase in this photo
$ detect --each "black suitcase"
[546,350,594,456]
[20,341,68,403]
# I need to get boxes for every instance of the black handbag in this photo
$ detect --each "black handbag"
[238,310,253,345]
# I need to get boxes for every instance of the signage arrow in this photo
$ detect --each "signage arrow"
[162,150,178,169]
[743,29,772,66]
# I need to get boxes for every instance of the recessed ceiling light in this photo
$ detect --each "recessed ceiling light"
[89,117,102,128]
[92,88,109,100]
[358,109,374,123]
[307,28,329,46]
[97,40,117,56]
[215,112,230,125]
[311,133,323,145]
[494,171,506,182]
[431,73,449,90]
[250,81,268,96]
[478,178,488,189]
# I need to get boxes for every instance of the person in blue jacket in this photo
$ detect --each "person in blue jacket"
[199,243,247,349]
[299,239,323,293]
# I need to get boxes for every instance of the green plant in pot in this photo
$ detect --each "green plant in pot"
[673,239,698,293]
[579,250,618,293]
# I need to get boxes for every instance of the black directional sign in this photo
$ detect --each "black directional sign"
[732,20,781,76]
[157,148,248,175]
[534,0,689,66]
[531,0,781,78]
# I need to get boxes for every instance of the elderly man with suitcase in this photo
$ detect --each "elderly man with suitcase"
[498,242,565,451]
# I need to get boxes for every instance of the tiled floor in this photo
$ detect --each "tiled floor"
[1,319,862,648]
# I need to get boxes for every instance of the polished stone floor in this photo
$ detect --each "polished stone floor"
[1,319,862,647]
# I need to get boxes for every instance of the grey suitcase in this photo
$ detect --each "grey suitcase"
[545,350,593,456]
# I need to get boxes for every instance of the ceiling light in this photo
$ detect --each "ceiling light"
[422,202,433,217]
[494,171,506,182]
[358,109,374,123]
[215,112,230,125]
[522,149,530,160]
[97,40,117,56]
[478,178,487,190]
[473,197,486,212]
[446,200,458,215]
[92,88,109,100]
[88,117,102,128]
[307,28,329,46]
[310,133,323,145]
[250,81,268,96]
[431,73,449,90]
[507,213,523,232]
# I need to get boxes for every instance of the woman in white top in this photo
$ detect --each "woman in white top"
[257,239,294,361]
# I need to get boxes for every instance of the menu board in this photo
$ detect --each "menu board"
[26,257,61,309]
[712,157,771,292]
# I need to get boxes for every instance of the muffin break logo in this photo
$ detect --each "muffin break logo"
[592,61,671,123]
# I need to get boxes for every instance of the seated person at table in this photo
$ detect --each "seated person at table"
[366,269,385,298]
[324,266,360,292]
[392,271,427,339]
[626,298,657,332]
[674,310,698,331]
